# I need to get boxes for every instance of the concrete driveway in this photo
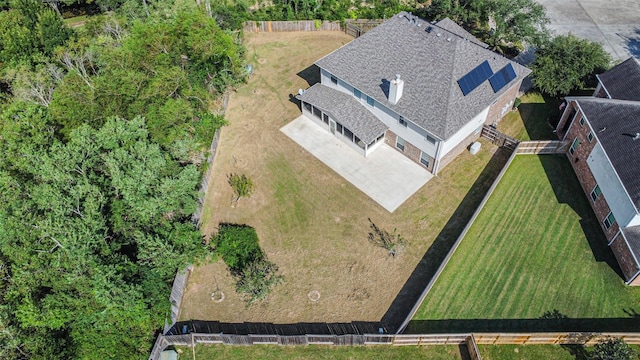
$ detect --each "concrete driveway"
[281,116,432,212]
[536,0,640,60]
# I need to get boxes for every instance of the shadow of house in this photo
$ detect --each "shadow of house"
[380,147,512,332]
[539,155,623,275]
[624,28,640,59]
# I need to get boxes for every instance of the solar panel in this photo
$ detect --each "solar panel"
[489,64,517,93]
[457,60,494,96]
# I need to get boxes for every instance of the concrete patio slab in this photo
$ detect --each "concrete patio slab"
[281,116,432,212]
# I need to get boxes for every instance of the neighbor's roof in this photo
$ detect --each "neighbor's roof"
[596,58,640,101]
[572,97,640,210]
[315,12,530,140]
[297,83,388,144]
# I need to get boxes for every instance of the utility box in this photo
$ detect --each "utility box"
[469,142,481,155]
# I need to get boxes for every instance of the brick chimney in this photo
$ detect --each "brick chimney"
[389,74,404,104]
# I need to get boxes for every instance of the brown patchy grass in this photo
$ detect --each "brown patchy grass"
[179,31,506,325]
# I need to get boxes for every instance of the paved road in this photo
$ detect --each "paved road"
[536,0,640,60]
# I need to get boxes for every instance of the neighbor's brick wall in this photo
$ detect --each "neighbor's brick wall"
[565,104,619,241]
[486,79,522,126]
[437,128,482,172]
[610,233,640,283]
[555,101,578,139]
[385,131,435,173]
[594,82,607,98]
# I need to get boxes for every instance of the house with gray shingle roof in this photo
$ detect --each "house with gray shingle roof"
[297,12,529,174]
[556,58,640,285]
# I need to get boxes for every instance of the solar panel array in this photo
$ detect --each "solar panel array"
[457,60,493,96]
[489,64,517,93]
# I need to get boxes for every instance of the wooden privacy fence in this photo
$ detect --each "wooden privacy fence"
[516,140,568,154]
[243,20,342,33]
[149,332,640,359]
[344,19,384,37]
[481,125,519,149]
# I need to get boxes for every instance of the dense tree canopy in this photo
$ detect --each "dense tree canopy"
[419,0,549,50]
[531,34,611,97]
[0,0,245,357]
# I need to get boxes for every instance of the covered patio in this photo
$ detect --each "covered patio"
[281,115,433,212]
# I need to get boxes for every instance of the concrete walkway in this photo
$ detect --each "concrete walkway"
[536,0,640,60]
[281,116,432,212]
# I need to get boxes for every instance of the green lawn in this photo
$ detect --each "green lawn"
[498,92,558,141]
[410,155,640,333]
[186,345,463,359]
[479,345,575,360]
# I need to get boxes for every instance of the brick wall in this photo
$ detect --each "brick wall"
[385,131,434,173]
[486,80,522,126]
[438,128,482,172]
[610,233,640,283]
[564,105,620,241]
[556,101,578,139]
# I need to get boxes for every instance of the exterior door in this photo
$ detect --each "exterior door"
[330,120,336,135]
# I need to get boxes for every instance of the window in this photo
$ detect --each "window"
[591,185,601,202]
[312,106,322,119]
[343,127,354,141]
[579,117,585,126]
[399,116,407,127]
[303,102,311,112]
[420,152,430,167]
[569,137,580,155]
[336,123,343,134]
[396,136,405,151]
[588,131,594,142]
[366,96,374,106]
[425,135,436,144]
[322,113,329,124]
[330,75,337,84]
[353,88,361,99]
[603,212,616,230]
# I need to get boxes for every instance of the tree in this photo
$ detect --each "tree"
[422,0,549,51]
[590,338,636,360]
[531,34,611,97]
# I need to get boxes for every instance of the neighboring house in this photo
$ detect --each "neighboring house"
[296,12,530,175]
[556,58,640,285]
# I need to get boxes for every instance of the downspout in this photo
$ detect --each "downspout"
[432,140,443,175]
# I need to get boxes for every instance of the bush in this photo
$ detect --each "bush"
[228,173,254,203]
[236,258,283,306]
[590,338,635,360]
[212,224,263,272]
[513,97,522,110]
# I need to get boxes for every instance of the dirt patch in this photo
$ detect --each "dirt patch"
[179,31,504,327]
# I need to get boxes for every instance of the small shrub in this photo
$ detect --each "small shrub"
[314,19,322,29]
[227,173,253,203]
[367,218,405,257]
[590,338,635,360]
[236,258,283,306]
[513,97,522,110]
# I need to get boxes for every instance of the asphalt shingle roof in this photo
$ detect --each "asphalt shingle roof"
[297,83,388,144]
[434,18,489,48]
[574,97,640,210]
[596,58,640,101]
[315,12,530,140]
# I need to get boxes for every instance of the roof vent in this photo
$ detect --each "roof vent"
[446,37,452,42]
[436,33,442,37]
[388,74,404,105]
[426,26,433,33]
[635,133,640,141]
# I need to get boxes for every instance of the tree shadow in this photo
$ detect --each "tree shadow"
[380,147,513,332]
[517,93,559,140]
[623,28,640,59]
[538,155,623,275]
[296,64,321,86]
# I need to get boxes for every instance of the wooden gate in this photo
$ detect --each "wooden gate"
[481,126,519,149]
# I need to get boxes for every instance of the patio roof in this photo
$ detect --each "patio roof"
[297,84,388,144]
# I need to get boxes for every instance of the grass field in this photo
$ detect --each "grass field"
[179,31,511,328]
[410,155,640,332]
[479,344,575,360]
[183,345,463,359]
